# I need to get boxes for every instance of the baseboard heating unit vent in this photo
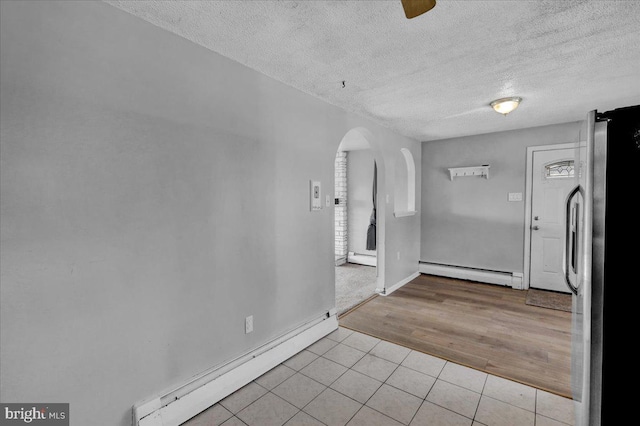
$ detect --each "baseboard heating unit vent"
[133,309,338,426]
[347,252,377,267]
[419,262,523,290]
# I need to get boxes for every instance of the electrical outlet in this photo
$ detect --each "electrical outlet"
[508,192,523,202]
[245,315,253,334]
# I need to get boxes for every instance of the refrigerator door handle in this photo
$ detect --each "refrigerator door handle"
[563,185,581,295]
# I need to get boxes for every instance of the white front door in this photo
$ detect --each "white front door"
[529,148,576,293]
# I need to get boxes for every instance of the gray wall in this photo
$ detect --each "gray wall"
[347,149,376,256]
[420,122,581,273]
[386,143,422,282]
[0,2,421,425]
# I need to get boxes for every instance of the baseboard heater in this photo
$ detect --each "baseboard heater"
[419,262,523,289]
[133,309,338,426]
[347,252,377,267]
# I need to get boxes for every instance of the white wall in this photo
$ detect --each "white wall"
[347,149,376,256]
[0,2,421,425]
[420,122,581,273]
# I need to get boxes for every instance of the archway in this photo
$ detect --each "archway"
[334,128,386,315]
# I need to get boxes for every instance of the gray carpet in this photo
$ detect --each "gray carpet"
[335,262,377,315]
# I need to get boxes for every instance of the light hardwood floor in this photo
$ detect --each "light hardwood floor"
[339,273,573,398]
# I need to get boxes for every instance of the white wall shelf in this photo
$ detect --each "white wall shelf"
[448,165,490,180]
[393,210,417,218]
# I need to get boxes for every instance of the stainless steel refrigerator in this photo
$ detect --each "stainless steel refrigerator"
[568,105,639,425]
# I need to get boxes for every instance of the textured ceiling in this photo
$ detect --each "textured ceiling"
[103,0,640,142]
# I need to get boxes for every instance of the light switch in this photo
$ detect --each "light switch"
[326,195,331,207]
[508,192,523,202]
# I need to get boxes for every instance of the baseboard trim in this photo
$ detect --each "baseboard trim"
[419,262,523,289]
[134,310,338,426]
[347,252,377,267]
[377,271,420,296]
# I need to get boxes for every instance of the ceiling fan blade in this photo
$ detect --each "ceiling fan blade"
[401,0,436,19]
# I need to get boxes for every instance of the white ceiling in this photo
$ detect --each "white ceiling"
[104,0,640,142]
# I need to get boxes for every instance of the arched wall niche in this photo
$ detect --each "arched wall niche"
[394,148,416,217]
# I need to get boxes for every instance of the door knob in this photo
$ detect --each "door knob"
[532,226,540,230]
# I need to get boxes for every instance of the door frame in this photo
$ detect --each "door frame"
[523,142,576,290]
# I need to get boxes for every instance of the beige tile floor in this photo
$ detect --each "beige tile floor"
[182,327,575,426]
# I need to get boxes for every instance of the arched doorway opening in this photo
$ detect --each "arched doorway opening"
[334,128,385,315]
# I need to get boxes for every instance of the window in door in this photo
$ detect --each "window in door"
[545,160,574,179]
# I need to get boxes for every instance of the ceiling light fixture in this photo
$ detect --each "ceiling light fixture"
[490,97,522,116]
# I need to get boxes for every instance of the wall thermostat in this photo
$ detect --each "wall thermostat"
[310,180,322,211]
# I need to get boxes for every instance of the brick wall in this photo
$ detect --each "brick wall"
[334,151,348,264]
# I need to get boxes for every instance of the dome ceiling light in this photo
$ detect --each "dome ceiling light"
[490,97,522,116]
